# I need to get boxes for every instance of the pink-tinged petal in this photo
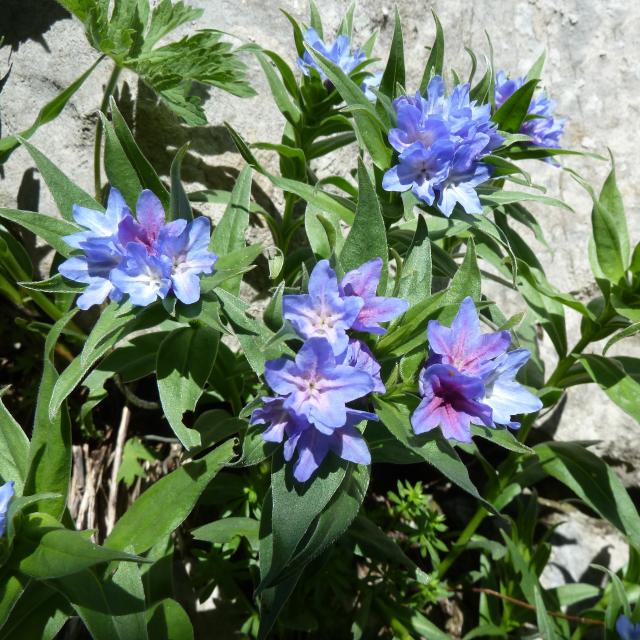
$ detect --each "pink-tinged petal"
[136,190,165,240]
[353,296,409,334]
[329,425,371,465]
[341,258,382,299]
[449,297,482,355]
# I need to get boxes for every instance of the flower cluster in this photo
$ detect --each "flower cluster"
[383,76,503,217]
[298,27,381,99]
[494,70,565,149]
[59,188,217,310]
[617,615,640,640]
[411,297,542,442]
[252,259,407,481]
[0,481,14,537]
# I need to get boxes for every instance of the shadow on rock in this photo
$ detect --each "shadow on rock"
[0,0,71,52]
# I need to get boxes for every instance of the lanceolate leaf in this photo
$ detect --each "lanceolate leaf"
[0,59,102,163]
[579,355,640,424]
[0,209,79,258]
[374,397,489,507]
[23,310,77,518]
[419,10,444,93]
[590,161,630,283]
[340,159,388,290]
[19,139,103,220]
[533,441,640,548]
[260,455,347,589]
[398,215,432,306]
[169,143,192,221]
[0,395,29,492]
[106,439,235,555]
[492,79,539,133]
[378,8,405,99]
[156,325,220,449]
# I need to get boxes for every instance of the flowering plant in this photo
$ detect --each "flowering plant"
[0,1,638,639]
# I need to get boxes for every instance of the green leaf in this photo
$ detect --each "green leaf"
[379,8,405,99]
[147,599,194,640]
[534,586,560,639]
[106,439,235,555]
[526,51,546,81]
[591,160,630,283]
[443,239,481,304]
[109,98,170,210]
[579,354,640,423]
[280,463,370,580]
[534,441,640,547]
[0,209,79,258]
[256,52,302,126]
[257,490,303,640]
[398,215,432,306]
[117,437,158,488]
[52,566,148,640]
[261,455,347,589]
[18,274,86,295]
[100,113,143,210]
[419,11,444,93]
[340,159,388,289]
[480,190,572,211]
[304,47,391,169]
[471,425,533,455]
[0,579,68,640]
[156,325,220,449]
[308,0,323,37]
[192,516,260,548]
[374,397,488,506]
[492,79,538,133]
[211,165,252,294]
[23,311,76,517]
[0,395,29,492]
[169,143,192,221]
[12,514,144,579]
[603,322,640,354]
[19,138,102,220]
[0,59,101,163]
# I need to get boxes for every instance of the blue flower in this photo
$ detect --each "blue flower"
[340,257,409,334]
[255,337,377,481]
[283,260,363,356]
[411,297,541,442]
[0,481,15,537]
[383,76,503,217]
[342,339,385,394]
[494,70,565,149]
[616,615,640,640]
[299,27,366,83]
[264,337,374,433]
[283,259,408,354]
[252,398,375,482]
[59,188,217,309]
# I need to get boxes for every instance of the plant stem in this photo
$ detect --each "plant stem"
[438,505,488,578]
[93,63,121,200]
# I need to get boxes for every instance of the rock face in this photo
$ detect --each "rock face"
[0,0,638,579]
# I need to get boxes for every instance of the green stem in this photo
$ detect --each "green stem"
[438,505,488,579]
[93,63,122,200]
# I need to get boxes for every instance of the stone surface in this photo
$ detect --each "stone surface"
[1,0,638,505]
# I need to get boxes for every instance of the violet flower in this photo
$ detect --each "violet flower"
[411,297,542,442]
